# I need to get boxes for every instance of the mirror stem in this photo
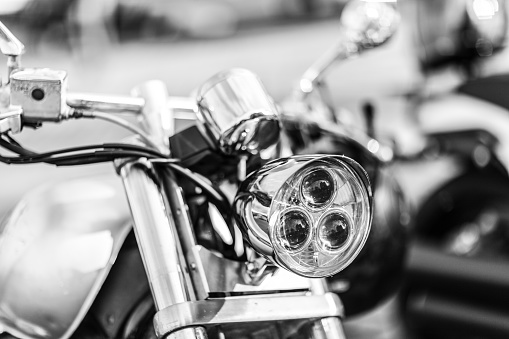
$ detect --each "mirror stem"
[298,38,359,96]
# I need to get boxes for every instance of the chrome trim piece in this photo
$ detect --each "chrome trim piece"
[0,20,24,77]
[311,318,347,339]
[154,293,344,338]
[0,106,22,134]
[196,68,280,155]
[132,81,172,153]
[66,93,198,121]
[0,20,24,57]
[119,158,193,311]
[161,168,210,301]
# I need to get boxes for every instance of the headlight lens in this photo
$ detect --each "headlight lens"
[318,210,351,251]
[269,160,371,278]
[301,169,335,208]
[276,208,312,252]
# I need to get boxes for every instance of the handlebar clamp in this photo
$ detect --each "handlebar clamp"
[10,68,70,122]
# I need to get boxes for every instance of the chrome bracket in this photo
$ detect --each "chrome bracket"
[153,292,344,338]
[0,20,25,79]
[0,105,22,134]
[10,68,70,122]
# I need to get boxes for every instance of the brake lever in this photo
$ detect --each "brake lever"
[0,20,25,80]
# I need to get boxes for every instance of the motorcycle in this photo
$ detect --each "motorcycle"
[0,1,406,339]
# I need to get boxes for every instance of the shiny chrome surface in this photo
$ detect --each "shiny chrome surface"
[0,20,24,77]
[162,173,211,301]
[234,155,372,275]
[10,68,70,122]
[169,328,208,339]
[193,245,313,293]
[311,318,346,339]
[154,293,344,338]
[0,21,24,57]
[0,175,131,339]
[119,159,193,311]
[0,106,22,134]
[132,81,173,153]
[66,92,198,121]
[121,80,206,339]
[196,68,280,155]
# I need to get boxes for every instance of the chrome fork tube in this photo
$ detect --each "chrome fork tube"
[119,159,207,339]
[119,159,192,310]
[121,81,207,339]
[309,279,347,339]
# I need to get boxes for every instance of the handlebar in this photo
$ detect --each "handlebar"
[66,92,197,121]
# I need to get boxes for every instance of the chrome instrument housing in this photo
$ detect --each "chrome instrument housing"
[196,68,280,156]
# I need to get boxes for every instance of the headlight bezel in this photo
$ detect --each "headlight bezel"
[234,154,373,278]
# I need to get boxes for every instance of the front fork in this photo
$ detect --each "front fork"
[116,82,347,339]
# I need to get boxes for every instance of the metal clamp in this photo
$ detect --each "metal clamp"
[0,106,22,134]
[10,68,70,122]
[154,292,344,338]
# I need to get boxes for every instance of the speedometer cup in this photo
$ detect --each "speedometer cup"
[277,209,311,251]
[301,169,335,208]
[318,211,351,251]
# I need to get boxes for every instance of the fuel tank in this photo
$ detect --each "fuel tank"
[0,175,131,339]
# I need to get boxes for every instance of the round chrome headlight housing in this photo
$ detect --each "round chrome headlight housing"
[235,155,373,278]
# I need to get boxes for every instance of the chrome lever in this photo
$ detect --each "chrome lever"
[0,21,25,79]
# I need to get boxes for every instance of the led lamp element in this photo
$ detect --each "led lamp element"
[276,208,312,252]
[301,169,335,208]
[235,155,373,278]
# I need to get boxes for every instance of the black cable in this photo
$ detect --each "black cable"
[156,163,237,246]
[0,137,34,156]
[0,150,161,165]
[0,136,169,166]
[0,132,239,250]
[2,134,165,157]
[5,134,24,148]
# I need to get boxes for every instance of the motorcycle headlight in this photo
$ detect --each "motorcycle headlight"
[235,155,373,278]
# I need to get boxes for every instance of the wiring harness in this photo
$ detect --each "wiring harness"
[0,126,239,253]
